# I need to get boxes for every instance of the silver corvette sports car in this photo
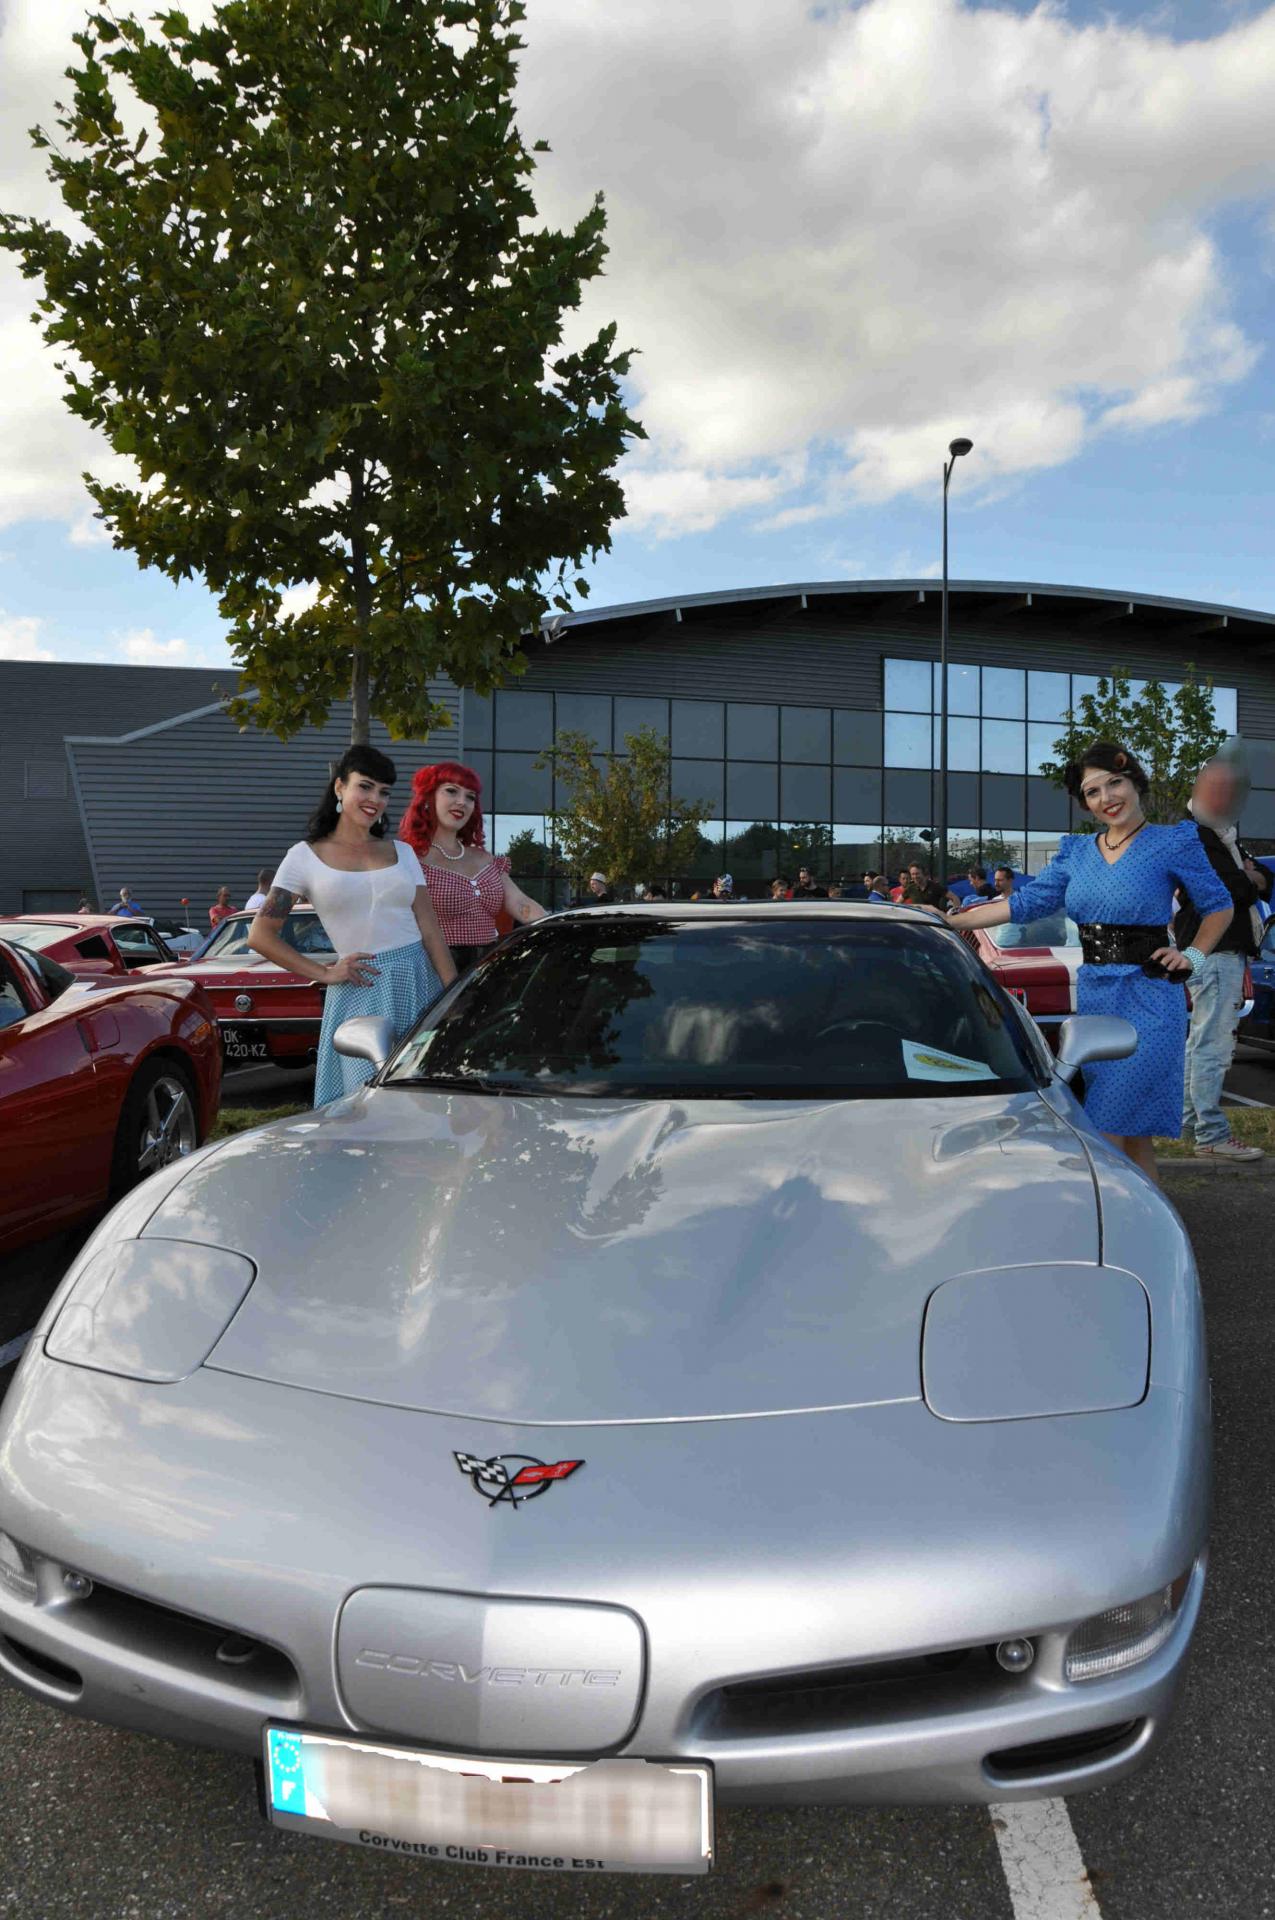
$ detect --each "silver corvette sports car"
[0,905,1208,1875]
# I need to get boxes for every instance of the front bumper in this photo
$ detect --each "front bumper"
[0,1360,1209,1808]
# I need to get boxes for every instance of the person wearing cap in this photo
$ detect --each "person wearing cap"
[709,873,736,900]
[1176,754,1273,1160]
[571,871,615,907]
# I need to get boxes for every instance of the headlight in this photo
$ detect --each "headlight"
[45,1239,255,1383]
[1064,1572,1191,1682]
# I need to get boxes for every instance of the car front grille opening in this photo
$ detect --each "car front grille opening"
[0,1633,83,1698]
[67,1580,301,1707]
[696,1645,999,1740]
[985,1720,1143,1779]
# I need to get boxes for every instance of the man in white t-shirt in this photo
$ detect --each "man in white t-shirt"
[244,867,272,912]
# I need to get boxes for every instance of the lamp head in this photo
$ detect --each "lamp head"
[948,437,974,459]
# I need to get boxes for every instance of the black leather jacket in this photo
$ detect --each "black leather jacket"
[1173,822,1272,958]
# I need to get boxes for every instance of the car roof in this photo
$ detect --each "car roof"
[549,901,941,924]
[5,913,146,929]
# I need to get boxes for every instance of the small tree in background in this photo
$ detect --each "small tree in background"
[1041,667,1226,825]
[540,728,712,891]
[1,0,641,744]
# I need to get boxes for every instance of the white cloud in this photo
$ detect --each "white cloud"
[279,581,321,620]
[117,629,192,665]
[1,0,1273,551]
[0,610,54,660]
[67,507,113,548]
[517,0,1275,533]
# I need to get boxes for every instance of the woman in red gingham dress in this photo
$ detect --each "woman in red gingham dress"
[399,761,548,972]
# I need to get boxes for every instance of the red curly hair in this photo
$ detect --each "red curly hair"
[399,761,487,857]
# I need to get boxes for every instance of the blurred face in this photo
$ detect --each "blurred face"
[436,779,478,833]
[589,876,607,896]
[1193,762,1239,824]
[994,868,1014,893]
[336,770,393,829]
[799,868,811,885]
[217,887,230,905]
[909,864,924,882]
[1080,766,1141,831]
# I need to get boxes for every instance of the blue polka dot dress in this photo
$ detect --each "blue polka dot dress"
[1008,822,1233,1138]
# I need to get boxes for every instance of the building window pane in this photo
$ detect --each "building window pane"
[615,696,669,743]
[947,829,982,876]
[1070,674,1102,709]
[1027,833,1066,874]
[490,814,547,859]
[464,691,494,747]
[941,716,980,773]
[942,663,980,717]
[981,667,1025,719]
[1028,671,1069,722]
[881,829,936,877]
[832,827,883,879]
[1028,724,1062,776]
[671,699,724,758]
[983,829,1026,870]
[834,709,882,765]
[982,720,1026,775]
[778,822,833,878]
[680,821,724,887]
[670,759,724,814]
[1211,686,1237,734]
[494,751,552,811]
[781,706,831,764]
[495,690,553,751]
[885,712,931,768]
[885,659,932,712]
[554,693,612,750]
[726,761,778,819]
[779,764,830,820]
[727,702,779,759]
[724,821,779,887]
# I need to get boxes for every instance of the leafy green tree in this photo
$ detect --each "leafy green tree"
[1042,667,1227,825]
[1,0,641,743]
[540,728,713,891]
[504,825,556,878]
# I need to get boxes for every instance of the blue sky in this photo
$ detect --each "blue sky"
[1,0,1272,670]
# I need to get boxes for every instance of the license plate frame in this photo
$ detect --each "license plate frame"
[221,1023,270,1062]
[261,1725,713,1875]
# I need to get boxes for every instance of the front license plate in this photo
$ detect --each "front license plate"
[221,1024,269,1061]
[262,1727,713,1875]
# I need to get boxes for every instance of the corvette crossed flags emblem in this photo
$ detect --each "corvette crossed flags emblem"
[453,1451,585,1509]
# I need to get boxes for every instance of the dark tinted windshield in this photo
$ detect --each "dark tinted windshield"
[388,915,1040,1098]
[199,913,333,960]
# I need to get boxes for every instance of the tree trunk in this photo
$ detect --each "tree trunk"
[350,648,370,745]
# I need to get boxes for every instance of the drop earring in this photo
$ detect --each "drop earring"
[335,797,343,814]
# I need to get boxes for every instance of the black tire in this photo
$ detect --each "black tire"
[110,1056,200,1197]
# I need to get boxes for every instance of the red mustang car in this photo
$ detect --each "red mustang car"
[159,908,333,1070]
[0,912,179,977]
[0,937,222,1253]
[958,910,1081,1037]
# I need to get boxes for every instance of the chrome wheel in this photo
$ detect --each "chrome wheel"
[135,1074,198,1176]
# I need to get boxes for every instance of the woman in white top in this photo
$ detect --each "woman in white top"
[249,745,457,1105]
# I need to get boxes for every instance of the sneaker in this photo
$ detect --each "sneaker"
[1194,1139,1264,1161]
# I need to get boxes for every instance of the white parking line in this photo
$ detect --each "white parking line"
[0,1330,33,1370]
[991,1799,1103,1919]
[1221,1090,1272,1109]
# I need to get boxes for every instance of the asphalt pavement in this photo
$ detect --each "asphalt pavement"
[0,1148,1271,1917]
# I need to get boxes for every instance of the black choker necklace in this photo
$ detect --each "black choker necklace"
[1103,820,1146,852]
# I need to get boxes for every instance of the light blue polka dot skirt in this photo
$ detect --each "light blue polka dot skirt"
[313,940,442,1107]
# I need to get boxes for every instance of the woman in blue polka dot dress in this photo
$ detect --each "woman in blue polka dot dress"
[949,742,1234,1182]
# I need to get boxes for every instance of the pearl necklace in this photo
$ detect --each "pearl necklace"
[433,839,466,861]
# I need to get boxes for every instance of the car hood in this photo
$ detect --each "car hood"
[142,1090,1098,1424]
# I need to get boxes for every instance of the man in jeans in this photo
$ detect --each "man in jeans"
[1176,758,1272,1160]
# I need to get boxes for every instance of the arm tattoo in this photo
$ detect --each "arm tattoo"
[260,886,295,920]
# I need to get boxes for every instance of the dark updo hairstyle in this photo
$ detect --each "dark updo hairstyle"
[1063,740,1150,811]
[306,743,397,842]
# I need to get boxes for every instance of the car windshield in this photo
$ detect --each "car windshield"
[387,914,1041,1098]
[989,914,1080,949]
[198,913,333,960]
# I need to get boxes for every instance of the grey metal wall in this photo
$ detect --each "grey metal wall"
[64,685,458,925]
[0,663,227,914]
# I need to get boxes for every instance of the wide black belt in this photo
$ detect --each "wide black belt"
[1077,923,1167,967]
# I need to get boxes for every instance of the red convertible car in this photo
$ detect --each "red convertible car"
[158,907,333,1069]
[0,912,179,976]
[0,938,222,1253]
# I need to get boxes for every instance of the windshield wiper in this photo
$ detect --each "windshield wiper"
[389,1071,536,1094]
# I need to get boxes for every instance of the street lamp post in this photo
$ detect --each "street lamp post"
[938,436,974,888]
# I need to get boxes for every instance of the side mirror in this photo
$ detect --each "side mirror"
[1054,1014,1137,1086]
[333,1015,396,1071]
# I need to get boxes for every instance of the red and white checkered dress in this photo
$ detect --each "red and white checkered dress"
[422,854,509,947]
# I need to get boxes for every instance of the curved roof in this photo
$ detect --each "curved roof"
[541,577,1275,645]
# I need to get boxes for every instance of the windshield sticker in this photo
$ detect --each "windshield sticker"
[900,1039,999,1083]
